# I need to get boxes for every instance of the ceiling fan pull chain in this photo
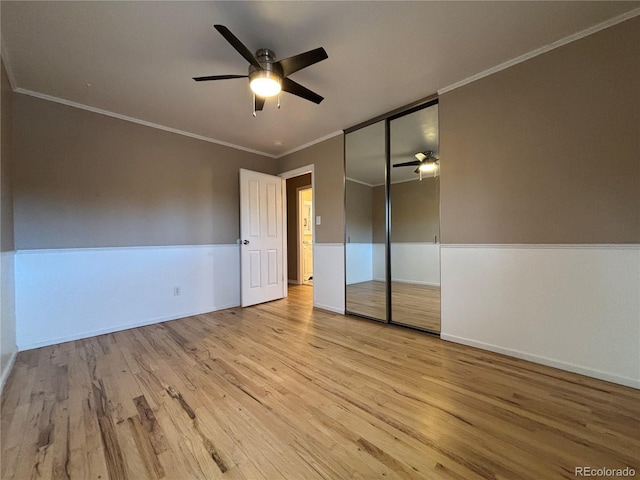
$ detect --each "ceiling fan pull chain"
[252,92,257,117]
[277,91,281,109]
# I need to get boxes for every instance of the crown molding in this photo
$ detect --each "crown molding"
[0,40,17,90]
[345,176,374,188]
[13,88,279,158]
[438,7,640,96]
[12,87,343,160]
[277,130,343,159]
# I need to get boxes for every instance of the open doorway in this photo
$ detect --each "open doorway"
[280,165,315,308]
[298,187,313,285]
[285,173,312,285]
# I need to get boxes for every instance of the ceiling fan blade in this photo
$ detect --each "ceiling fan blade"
[193,74,248,82]
[393,161,421,168]
[214,25,261,69]
[281,77,324,104]
[277,47,328,77]
[255,95,266,111]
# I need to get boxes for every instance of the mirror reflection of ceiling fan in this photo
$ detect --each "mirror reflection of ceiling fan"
[193,25,328,116]
[393,151,439,180]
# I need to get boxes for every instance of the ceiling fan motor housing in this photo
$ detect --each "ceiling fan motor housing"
[249,49,283,84]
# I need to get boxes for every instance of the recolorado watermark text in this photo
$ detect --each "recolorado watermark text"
[575,466,636,477]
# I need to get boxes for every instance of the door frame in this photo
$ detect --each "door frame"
[279,164,315,304]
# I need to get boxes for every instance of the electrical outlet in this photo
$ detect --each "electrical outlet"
[174,287,181,296]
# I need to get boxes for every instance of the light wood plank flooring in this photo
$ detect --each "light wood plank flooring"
[347,280,441,332]
[1,286,638,479]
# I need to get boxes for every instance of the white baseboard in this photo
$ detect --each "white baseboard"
[288,279,300,285]
[0,350,17,394]
[214,302,241,311]
[392,278,440,287]
[374,277,440,287]
[441,333,639,389]
[314,304,345,315]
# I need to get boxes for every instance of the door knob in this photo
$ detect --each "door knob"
[243,240,250,245]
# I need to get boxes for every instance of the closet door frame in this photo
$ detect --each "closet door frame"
[386,98,440,333]
[344,95,439,330]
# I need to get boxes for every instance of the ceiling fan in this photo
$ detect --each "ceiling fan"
[393,151,439,180]
[193,25,328,116]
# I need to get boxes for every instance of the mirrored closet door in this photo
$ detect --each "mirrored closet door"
[389,103,440,333]
[344,100,440,333]
[345,121,387,321]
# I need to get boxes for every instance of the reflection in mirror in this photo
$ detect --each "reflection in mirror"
[389,103,440,332]
[345,121,387,321]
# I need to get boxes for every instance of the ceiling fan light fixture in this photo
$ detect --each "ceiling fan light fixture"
[418,162,437,173]
[249,70,282,97]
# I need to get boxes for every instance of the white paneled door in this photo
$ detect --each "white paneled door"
[239,169,285,307]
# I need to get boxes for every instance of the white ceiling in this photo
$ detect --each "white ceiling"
[2,1,638,157]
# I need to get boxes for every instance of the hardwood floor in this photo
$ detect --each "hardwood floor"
[2,285,638,479]
[346,280,441,332]
[346,280,387,321]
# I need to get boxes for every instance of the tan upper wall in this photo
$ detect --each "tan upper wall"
[345,179,373,243]
[12,94,278,249]
[372,185,385,244]
[277,135,344,244]
[390,178,440,243]
[1,60,15,252]
[360,177,440,243]
[440,16,640,244]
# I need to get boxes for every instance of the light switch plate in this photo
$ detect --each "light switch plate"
[315,215,321,225]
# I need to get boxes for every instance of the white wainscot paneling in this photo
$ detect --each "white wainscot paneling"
[373,243,385,281]
[373,243,441,286]
[314,243,345,314]
[345,243,373,285]
[15,245,240,350]
[1,251,17,392]
[390,243,440,286]
[440,245,640,388]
